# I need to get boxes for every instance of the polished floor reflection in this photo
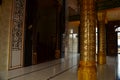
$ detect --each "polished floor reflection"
[117,54,120,80]
[8,53,120,80]
[97,56,117,80]
[8,53,78,80]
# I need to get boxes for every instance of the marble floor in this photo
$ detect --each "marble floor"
[8,53,119,80]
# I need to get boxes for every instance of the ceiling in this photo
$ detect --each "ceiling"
[68,0,120,21]
[106,7,120,21]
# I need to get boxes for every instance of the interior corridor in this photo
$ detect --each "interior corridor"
[1,0,120,80]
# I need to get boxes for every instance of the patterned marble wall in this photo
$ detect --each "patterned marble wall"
[0,0,12,79]
[9,0,26,69]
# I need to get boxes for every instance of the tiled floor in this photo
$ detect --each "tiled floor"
[8,53,118,80]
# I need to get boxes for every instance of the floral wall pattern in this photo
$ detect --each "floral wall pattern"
[12,0,25,50]
[9,0,25,69]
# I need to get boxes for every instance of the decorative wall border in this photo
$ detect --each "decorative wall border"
[9,0,26,69]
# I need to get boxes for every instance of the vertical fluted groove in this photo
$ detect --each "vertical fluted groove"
[97,11,106,64]
[78,0,97,80]
[80,0,96,62]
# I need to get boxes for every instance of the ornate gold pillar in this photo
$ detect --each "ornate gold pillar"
[97,11,106,64]
[78,0,97,80]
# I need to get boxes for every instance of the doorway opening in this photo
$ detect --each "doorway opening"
[68,29,78,53]
[115,26,120,53]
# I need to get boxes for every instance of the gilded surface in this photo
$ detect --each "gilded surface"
[97,11,106,64]
[78,0,97,80]
[78,61,97,80]
[79,0,96,62]
[97,53,106,64]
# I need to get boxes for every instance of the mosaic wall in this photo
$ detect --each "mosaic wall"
[9,0,25,69]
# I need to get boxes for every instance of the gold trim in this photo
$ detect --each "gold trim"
[9,0,15,70]
[78,61,97,80]
[97,53,106,64]
[97,11,106,65]
[8,0,14,70]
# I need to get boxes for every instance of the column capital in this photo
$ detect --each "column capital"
[97,10,107,22]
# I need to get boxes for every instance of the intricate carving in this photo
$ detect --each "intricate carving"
[78,1,97,79]
[11,0,25,50]
[80,0,96,62]
[9,0,25,69]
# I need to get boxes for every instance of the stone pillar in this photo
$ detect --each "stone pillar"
[97,11,106,64]
[32,1,38,65]
[55,0,61,59]
[64,0,69,56]
[78,0,97,80]
[32,21,37,65]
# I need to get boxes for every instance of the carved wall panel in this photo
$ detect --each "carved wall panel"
[9,0,26,69]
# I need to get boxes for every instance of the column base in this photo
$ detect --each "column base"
[55,49,60,59]
[78,61,97,80]
[32,52,37,65]
[97,53,106,65]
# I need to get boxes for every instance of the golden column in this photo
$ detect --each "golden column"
[97,11,106,64]
[78,0,97,80]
